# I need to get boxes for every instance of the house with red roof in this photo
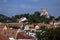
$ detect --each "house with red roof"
[15,31,36,40]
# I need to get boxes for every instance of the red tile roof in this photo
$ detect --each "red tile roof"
[8,24,22,27]
[0,23,54,29]
[1,29,17,38]
[0,33,9,40]
[28,23,54,29]
[28,23,44,28]
[28,24,35,28]
[46,24,54,29]
[16,32,34,39]
[0,26,4,29]
[37,23,44,27]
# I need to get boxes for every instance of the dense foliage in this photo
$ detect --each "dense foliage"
[0,11,57,24]
[36,27,60,40]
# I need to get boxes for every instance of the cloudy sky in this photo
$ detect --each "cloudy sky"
[0,0,60,17]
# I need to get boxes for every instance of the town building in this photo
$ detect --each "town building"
[40,8,49,18]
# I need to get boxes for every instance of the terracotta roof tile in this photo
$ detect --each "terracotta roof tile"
[28,24,34,28]
[1,29,17,38]
[16,32,34,39]
[0,33,9,40]
[46,24,53,29]
[0,26,4,29]
[37,23,44,27]
[8,24,22,27]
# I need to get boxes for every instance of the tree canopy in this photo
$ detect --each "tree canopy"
[0,11,59,24]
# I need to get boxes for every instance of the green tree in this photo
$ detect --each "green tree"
[52,27,60,40]
[0,14,11,22]
[36,26,53,40]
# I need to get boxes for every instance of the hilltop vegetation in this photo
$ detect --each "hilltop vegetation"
[0,11,60,24]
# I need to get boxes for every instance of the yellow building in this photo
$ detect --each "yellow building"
[3,25,8,30]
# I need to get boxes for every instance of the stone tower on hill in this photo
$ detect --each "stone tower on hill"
[40,8,49,18]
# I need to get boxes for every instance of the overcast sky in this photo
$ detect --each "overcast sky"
[0,0,60,17]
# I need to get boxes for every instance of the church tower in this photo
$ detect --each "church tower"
[40,8,49,18]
